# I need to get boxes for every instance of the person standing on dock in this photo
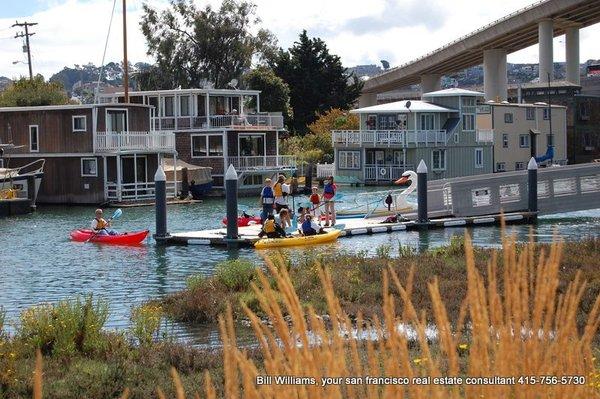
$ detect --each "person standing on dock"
[322,177,337,227]
[260,178,275,222]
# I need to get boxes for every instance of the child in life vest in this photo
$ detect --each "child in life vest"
[260,178,275,222]
[309,187,321,220]
[258,214,286,238]
[301,214,324,236]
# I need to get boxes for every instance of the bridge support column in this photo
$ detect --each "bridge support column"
[483,49,507,101]
[539,19,554,83]
[565,26,580,85]
[420,74,441,94]
[358,93,377,108]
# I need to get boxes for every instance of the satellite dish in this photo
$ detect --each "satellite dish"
[228,79,238,89]
[380,60,390,70]
[405,100,412,112]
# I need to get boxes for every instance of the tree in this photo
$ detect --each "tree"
[0,75,70,107]
[244,66,292,120]
[140,0,277,90]
[270,30,363,134]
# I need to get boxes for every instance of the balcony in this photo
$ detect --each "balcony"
[94,131,176,153]
[332,130,448,147]
[152,113,284,131]
[364,164,415,181]
[476,129,494,143]
[226,155,296,171]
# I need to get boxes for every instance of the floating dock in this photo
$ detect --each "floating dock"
[157,211,536,247]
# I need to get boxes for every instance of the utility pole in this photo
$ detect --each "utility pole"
[547,72,553,162]
[12,21,38,80]
[122,0,129,103]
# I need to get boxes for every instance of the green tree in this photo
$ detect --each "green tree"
[270,30,363,134]
[244,66,292,120]
[0,75,70,107]
[140,0,277,90]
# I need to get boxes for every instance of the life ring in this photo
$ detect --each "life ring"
[380,168,387,176]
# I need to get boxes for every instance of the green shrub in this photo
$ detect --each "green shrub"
[375,244,392,259]
[185,274,205,291]
[215,259,256,291]
[130,305,163,345]
[0,306,5,336]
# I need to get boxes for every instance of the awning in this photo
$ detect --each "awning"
[529,129,541,135]
[161,158,212,184]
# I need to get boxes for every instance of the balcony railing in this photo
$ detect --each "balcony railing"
[364,164,415,181]
[226,155,296,171]
[152,113,284,131]
[94,131,176,153]
[476,129,494,143]
[105,181,177,201]
[332,130,448,147]
[316,163,335,178]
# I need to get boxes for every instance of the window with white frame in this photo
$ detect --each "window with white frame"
[338,151,360,169]
[72,115,87,132]
[192,135,223,157]
[526,107,535,120]
[515,161,525,171]
[502,133,509,148]
[29,125,39,152]
[432,149,446,170]
[496,162,506,172]
[462,114,475,131]
[543,108,550,120]
[462,97,475,106]
[519,134,530,148]
[504,113,513,123]
[420,114,435,130]
[179,96,190,117]
[81,158,98,177]
[475,148,483,168]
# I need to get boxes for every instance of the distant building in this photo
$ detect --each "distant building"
[332,88,494,183]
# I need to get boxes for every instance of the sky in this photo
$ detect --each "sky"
[0,0,599,80]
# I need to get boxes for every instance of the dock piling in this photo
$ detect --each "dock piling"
[154,166,169,242]
[417,159,429,229]
[225,164,239,248]
[527,157,538,216]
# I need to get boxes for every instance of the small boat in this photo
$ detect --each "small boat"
[255,229,341,249]
[222,215,262,227]
[0,145,45,211]
[70,229,149,245]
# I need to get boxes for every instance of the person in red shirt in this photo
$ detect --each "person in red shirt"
[309,186,321,221]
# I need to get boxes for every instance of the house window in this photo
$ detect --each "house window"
[504,113,513,123]
[338,151,360,169]
[502,133,509,148]
[547,134,554,147]
[179,96,190,117]
[191,134,223,157]
[519,134,530,148]
[462,114,475,131]
[526,108,535,120]
[543,108,550,120]
[72,115,87,132]
[378,114,397,130]
[366,114,377,130]
[81,158,98,177]
[420,114,435,130]
[475,148,483,168]
[29,125,39,152]
[163,96,174,117]
[496,162,506,172]
[462,97,475,106]
[432,149,446,170]
[515,161,525,171]
[579,102,590,121]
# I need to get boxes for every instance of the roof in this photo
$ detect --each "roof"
[422,88,484,97]
[0,103,152,113]
[485,101,566,109]
[99,87,261,98]
[351,100,457,114]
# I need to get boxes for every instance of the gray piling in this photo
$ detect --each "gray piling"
[527,157,538,216]
[180,167,189,199]
[225,164,239,248]
[154,165,168,242]
[416,159,429,229]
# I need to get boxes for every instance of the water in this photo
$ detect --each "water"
[0,189,599,346]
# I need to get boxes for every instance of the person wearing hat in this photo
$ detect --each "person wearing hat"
[260,178,275,222]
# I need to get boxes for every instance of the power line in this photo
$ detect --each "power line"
[12,21,38,80]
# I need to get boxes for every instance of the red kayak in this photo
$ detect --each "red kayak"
[222,216,262,227]
[70,229,149,245]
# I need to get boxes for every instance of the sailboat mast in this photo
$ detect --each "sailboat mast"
[122,0,129,103]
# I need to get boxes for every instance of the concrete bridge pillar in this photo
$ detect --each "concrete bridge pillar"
[420,74,442,94]
[358,92,377,108]
[539,19,554,83]
[565,26,580,85]
[483,49,507,101]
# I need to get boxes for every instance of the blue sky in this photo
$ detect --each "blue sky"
[0,0,599,80]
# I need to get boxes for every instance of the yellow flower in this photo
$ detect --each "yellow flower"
[413,357,427,364]
[458,343,468,350]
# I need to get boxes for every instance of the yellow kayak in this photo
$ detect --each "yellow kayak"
[254,229,342,249]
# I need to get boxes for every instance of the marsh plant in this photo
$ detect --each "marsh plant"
[130,304,163,346]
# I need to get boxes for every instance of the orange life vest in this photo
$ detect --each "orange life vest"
[263,219,276,233]
[95,217,108,230]
[273,182,283,197]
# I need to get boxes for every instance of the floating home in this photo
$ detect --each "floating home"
[99,88,294,192]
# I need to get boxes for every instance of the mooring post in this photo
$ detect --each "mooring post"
[225,164,239,248]
[417,159,429,229]
[527,157,538,218]
[154,165,168,242]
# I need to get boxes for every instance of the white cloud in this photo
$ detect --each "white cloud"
[0,0,598,79]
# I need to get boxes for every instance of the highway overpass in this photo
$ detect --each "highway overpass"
[360,0,600,106]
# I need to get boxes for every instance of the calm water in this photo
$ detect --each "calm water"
[0,189,599,346]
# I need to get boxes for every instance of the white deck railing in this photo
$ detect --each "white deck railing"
[476,129,494,143]
[364,164,415,181]
[152,113,284,131]
[105,181,177,201]
[94,131,176,153]
[316,163,335,178]
[226,155,296,171]
[333,130,448,147]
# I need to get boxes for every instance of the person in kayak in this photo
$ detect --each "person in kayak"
[322,177,337,227]
[258,214,286,238]
[260,178,275,222]
[301,214,324,236]
[91,209,118,236]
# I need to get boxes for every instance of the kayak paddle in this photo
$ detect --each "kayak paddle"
[86,208,123,243]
